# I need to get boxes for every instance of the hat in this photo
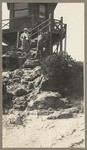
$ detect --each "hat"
[23,28,28,31]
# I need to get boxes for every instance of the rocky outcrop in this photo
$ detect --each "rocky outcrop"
[2,62,73,112]
[2,53,84,115]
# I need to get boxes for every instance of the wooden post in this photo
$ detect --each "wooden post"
[64,24,67,52]
[16,31,20,49]
[60,17,63,52]
[57,41,59,53]
[38,27,39,36]
[49,13,52,55]
[32,14,34,27]
[31,14,34,38]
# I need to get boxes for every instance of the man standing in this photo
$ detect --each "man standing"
[20,28,30,53]
[35,30,44,59]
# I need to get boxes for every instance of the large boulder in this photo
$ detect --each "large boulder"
[15,88,28,97]
[22,59,40,69]
[28,91,69,110]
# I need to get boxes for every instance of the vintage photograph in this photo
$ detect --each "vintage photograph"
[2,2,85,148]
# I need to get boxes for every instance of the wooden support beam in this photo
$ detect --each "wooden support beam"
[49,13,52,55]
[32,14,34,27]
[57,41,59,53]
[60,17,63,52]
[16,31,20,49]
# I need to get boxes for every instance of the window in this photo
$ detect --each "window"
[39,5,45,19]
[14,3,28,10]
[14,3,29,18]
[14,9,28,18]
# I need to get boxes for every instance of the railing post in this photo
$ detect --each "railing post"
[64,24,67,52]
[60,17,63,52]
[49,13,52,55]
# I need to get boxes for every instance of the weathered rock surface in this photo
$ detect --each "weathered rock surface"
[15,88,28,97]
[2,56,84,114]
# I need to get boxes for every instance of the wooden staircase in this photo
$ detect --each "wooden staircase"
[27,16,67,53]
[2,15,67,54]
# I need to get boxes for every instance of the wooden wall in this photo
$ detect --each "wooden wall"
[8,3,55,31]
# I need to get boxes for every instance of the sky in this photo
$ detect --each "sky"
[2,3,84,61]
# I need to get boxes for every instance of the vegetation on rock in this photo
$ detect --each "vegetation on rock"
[41,52,83,99]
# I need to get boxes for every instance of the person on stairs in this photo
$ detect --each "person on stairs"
[20,28,31,54]
[35,29,44,59]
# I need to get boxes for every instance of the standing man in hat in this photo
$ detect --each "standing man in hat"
[20,28,31,53]
[35,29,44,59]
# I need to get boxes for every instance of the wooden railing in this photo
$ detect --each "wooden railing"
[53,19,66,33]
[2,15,67,53]
[2,15,34,29]
[2,16,66,35]
[28,18,50,38]
[2,19,10,29]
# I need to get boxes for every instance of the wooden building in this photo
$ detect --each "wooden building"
[2,3,67,53]
[2,3,57,44]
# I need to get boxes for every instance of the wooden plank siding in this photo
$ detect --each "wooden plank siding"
[7,3,57,31]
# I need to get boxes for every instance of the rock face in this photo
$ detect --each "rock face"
[2,53,83,114]
[2,62,72,112]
